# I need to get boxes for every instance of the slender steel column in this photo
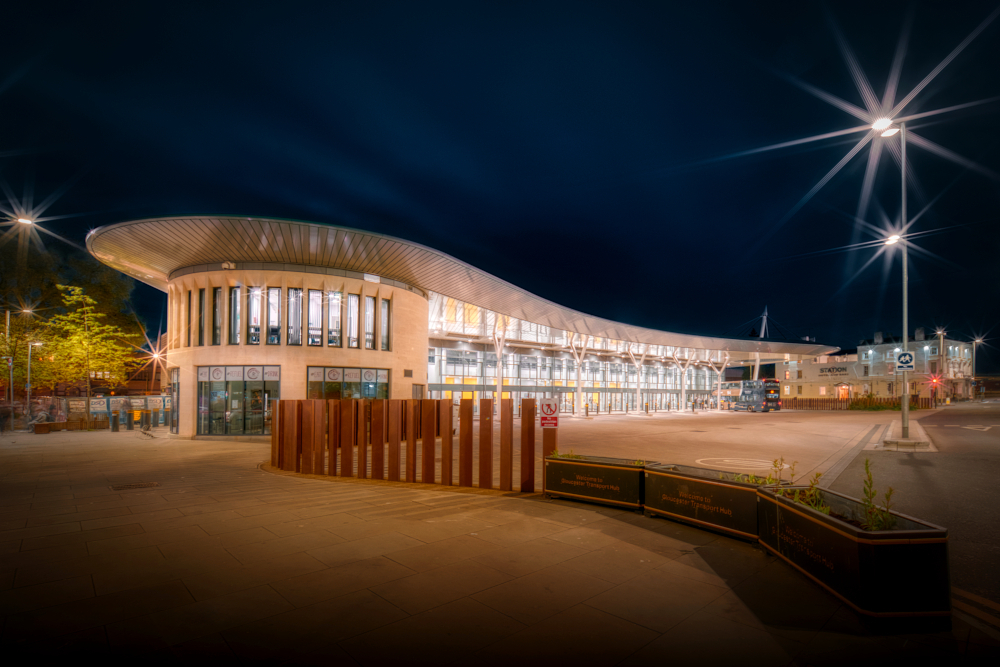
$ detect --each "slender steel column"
[901,122,909,439]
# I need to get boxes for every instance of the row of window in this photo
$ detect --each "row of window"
[184,288,390,351]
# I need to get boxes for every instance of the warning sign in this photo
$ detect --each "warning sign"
[540,398,559,428]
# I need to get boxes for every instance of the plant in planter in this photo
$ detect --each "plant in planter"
[756,460,950,624]
[545,453,652,509]
[860,459,894,530]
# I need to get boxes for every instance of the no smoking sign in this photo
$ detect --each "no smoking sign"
[540,398,559,428]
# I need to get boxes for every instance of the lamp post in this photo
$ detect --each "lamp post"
[878,117,909,437]
[26,341,42,426]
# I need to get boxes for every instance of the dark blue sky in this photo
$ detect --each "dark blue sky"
[4,1,1000,369]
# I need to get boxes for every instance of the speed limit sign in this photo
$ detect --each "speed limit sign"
[540,398,559,428]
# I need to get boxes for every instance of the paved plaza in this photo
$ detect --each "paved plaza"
[1,411,998,664]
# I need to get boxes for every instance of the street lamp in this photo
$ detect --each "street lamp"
[882,119,912,438]
[17,218,32,224]
[26,341,42,426]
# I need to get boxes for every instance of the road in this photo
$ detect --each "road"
[828,401,1000,630]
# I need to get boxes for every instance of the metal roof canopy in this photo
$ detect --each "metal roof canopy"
[87,216,838,356]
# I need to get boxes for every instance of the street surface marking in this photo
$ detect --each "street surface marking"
[694,458,787,470]
[962,426,991,431]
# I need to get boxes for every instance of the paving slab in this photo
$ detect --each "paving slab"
[0,421,996,663]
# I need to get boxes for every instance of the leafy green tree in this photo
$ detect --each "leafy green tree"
[44,285,140,404]
[0,312,55,399]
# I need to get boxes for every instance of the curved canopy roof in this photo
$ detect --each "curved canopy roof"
[88,216,838,355]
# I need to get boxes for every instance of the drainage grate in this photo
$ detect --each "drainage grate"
[110,482,160,491]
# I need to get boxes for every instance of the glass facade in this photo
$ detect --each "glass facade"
[267,287,281,344]
[198,288,205,346]
[307,290,322,346]
[380,299,390,351]
[307,367,389,400]
[328,291,342,346]
[364,296,376,349]
[248,287,261,344]
[169,368,180,434]
[428,346,718,413]
[347,294,360,348]
[212,287,222,345]
[287,288,302,345]
[196,366,281,435]
[229,286,241,344]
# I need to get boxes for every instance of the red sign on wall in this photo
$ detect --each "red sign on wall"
[540,398,559,428]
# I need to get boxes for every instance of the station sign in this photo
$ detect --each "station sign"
[540,398,559,428]
[896,352,915,372]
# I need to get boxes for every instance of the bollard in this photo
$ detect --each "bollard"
[125,411,134,430]
[585,404,589,417]
[645,402,648,414]
[111,414,119,432]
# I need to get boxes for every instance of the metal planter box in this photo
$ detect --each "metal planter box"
[757,486,950,624]
[644,464,781,541]
[545,456,651,509]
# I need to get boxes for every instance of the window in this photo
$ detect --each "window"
[287,288,302,345]
[796,370,802,379]
[169,368,179,434]
[327,291,342,347]
[197,366,280,436]
[186,291,192,347]
[931,346,938,355]
[347,294,360,348]
[212,287,222,345]
[307,290,322,346]
[198,288,205,346]
[229,286,241,345]
[930,361,937,374]
[784,370,790,380]
[380,299,390,351]
[267,287,281,344]
[364,296,376,349]
[863,365,869,377]
[247,288,262,344]
[784,385,790,395]
[819,386,826,396]
[797,386,802,395]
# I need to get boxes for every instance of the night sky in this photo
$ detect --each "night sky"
[4,1,999,370]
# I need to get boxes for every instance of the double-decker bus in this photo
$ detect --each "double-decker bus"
[730,379,782,412]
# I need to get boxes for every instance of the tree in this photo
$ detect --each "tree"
[44,285,140,405]
[0,312,55,400]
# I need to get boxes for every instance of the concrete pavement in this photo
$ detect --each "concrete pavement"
[828,401,1000,628]
[0,421,998,664]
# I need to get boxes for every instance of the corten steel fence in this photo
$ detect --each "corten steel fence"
[781,397,933,410]
[270,398,556,492]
